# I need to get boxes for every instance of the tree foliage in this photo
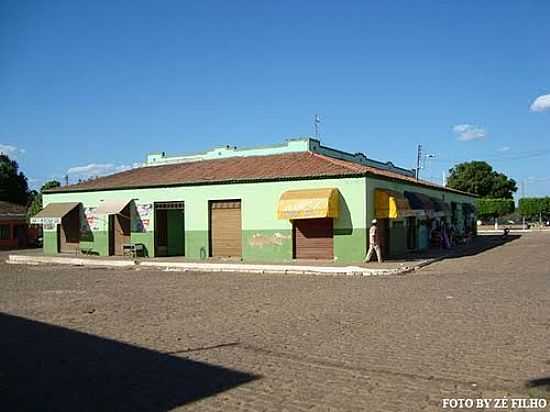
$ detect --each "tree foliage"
[477,199,515,218]
[0,154,29,205]
[447,161,517,199]
[518,197,550,218]
[27,180,61,218]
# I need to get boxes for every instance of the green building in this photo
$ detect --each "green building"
[32,138,477,262]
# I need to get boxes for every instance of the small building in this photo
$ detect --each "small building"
[0,201,33,249]
[35,138,477,262]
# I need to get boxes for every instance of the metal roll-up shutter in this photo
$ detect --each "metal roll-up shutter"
[293,218,333,259]
[210,200,242,257]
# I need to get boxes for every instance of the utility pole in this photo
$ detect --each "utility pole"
[64,174,69,186]
[416,144,422,180]
[314,113,321,139]
[521,180,526,230]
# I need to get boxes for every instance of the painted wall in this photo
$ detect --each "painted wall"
[43,176,367,262]
[365,176,477,256]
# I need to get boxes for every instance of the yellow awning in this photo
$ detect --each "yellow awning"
[375,189,412,219]
[277,188,339,220]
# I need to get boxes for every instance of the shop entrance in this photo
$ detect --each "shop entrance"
[406,217,417,250]
[59,205,81,253]
[154,202,185,257]
[209,200,242,258]
[293,218,334,260]
[108,204,131,256]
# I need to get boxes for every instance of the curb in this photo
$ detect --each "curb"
[5,254,408,277]
[137,261,394,277]
[7,254,136,268]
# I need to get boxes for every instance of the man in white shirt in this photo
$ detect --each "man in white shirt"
[365,219,383,263]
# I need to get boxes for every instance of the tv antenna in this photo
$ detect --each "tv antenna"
[314,113,321,139]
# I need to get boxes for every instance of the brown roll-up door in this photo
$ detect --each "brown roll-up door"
[210,200,242,257]
[293,218,333,259]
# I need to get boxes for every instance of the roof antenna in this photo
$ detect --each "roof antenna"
[314,113,321,139]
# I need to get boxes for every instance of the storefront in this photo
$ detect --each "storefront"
[36,138,477,262]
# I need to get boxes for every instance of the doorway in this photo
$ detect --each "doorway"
[108,204,131,256]
[59,205,81,253]
[293,218,334,260]
[209,200,242,258]
[154,202,185,257]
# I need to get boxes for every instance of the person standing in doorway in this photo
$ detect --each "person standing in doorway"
[365,219,383,263]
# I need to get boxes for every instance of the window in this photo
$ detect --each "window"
[0,224,11,240]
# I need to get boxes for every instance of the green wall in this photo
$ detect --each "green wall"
[365,176,477,256]
[42,174,475,262]
[43,230,58,255]
[43,176,367,262]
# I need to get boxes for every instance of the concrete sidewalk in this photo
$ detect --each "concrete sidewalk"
[5,252,436,277]
[7,234,510,276]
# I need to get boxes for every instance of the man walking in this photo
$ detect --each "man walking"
[365,219,383,263]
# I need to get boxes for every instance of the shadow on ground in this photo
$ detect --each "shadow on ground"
[0,313,258,411]
[394,234,521,262]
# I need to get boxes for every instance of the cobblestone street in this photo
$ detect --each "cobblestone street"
[1,232,549,411]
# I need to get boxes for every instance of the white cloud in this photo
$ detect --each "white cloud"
[498,146,511,152]
[530,94,550,112]
[452,124,488,141]
[67,162,141,180]
[0,144,25,159]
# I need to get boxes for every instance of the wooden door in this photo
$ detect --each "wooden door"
[108,216,115,256]
[293,218,333,260]
[60,206,80,253]
[155,209,168,257]
[210,200,242,257]
[112,205,131,256]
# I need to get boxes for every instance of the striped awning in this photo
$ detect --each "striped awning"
[30,202,80,225]
[375,189,413,219]
[277,188,340,220]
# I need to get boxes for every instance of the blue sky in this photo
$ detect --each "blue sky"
[1,1,549,196]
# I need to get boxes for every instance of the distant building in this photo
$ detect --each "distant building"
[35,138,477,261]
[0,201,34,249]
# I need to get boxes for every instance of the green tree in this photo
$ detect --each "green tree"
[518,197,550,220]
[447,161,517,199]
[0,154,29,205]
[27,180,61,218]
[478,198,515,229]
[478,199,515,218]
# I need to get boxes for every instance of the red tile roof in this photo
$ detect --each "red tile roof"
[47,152,473,196]
[0,201,27,217]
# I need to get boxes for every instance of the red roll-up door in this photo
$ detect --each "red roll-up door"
[293,218,333,259]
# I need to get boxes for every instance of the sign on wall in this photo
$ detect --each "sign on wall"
[132,203,153,232]
[30,217,61,225]
[82,207,102,233]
